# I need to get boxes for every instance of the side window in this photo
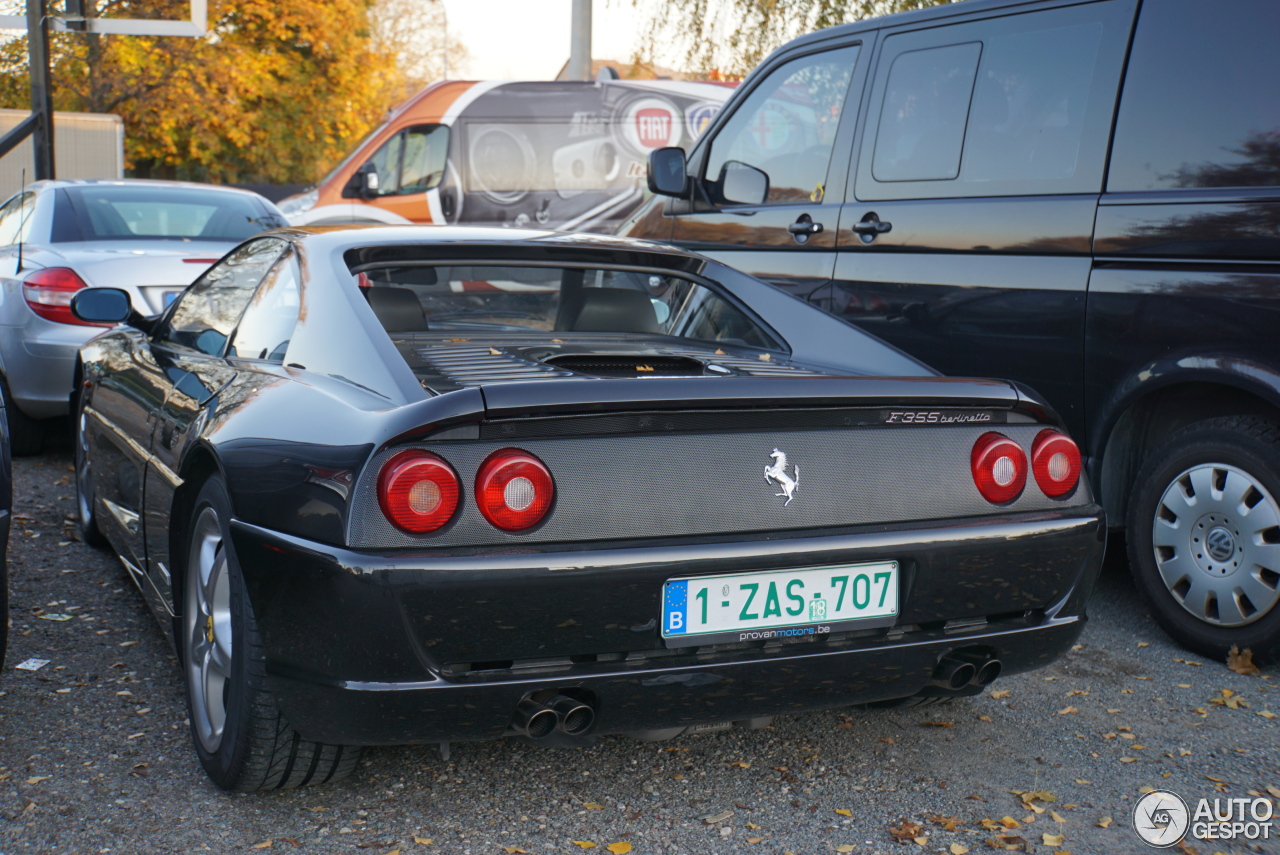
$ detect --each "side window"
[158,239,286,356]
[857,1,1128,201]
[704,46,859,205]
[1108,0,1280,191]
[872,43,981,182]
[226,251,301,362]
[399,125,449,194]
[0,192,35,246]
[367,133,405,197]
[364,125,449,197]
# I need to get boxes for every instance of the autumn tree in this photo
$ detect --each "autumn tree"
[0,0,456,184]
[628,0,959,77]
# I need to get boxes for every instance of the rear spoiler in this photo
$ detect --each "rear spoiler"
[479,376,1023,417]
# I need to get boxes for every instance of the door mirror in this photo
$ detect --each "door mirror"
[344,162,380,200]
[719,161,769,206]
[647,147,689,198]
[71,288,132,324]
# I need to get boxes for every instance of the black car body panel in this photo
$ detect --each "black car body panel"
[77,226,1103,749]
[0,380,9,667]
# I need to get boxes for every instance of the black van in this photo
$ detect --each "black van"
[622,0,1280,662]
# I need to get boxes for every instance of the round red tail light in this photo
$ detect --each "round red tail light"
[1031,429,1082,498]
[377,450,460,533]
[476,449,555,531]
[970,432,1027,504]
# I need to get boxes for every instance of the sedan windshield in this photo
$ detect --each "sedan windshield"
[53,186,286,243]
[357,264,781,349]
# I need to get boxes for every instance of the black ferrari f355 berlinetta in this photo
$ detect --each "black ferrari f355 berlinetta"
[69,226,1105,791]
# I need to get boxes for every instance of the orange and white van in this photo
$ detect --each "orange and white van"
[279,79,733,233]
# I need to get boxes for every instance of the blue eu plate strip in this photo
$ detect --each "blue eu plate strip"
[663,580,688,635]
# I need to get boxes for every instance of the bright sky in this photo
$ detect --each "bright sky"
[441,0,667,80]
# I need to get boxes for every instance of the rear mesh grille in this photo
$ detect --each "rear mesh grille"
[415,346,575,386]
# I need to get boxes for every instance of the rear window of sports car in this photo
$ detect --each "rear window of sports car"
[354,264,782,350]
[51,186,286,242]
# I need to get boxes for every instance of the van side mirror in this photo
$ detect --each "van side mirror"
[647,147,689,198]
[720,160,769,206]
[71,288,132,324]
[343,162,380,200]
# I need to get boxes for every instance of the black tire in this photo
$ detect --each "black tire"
[181,475,361,791]
[1127,416,1280,664]
[0,376,43,456]
[72,389,108,548]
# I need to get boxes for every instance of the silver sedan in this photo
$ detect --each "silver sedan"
[0,179,285,453]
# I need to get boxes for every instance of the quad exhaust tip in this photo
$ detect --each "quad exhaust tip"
[511,693,596,739]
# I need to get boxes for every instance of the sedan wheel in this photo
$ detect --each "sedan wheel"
[184,506,233,753]
[181,475,360,791]
[1128,416,1280,663]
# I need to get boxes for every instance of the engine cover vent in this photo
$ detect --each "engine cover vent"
[544,354,706,377]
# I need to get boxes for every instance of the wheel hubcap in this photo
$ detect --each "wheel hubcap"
[1152,463,1280,627]
[184,507,233,753]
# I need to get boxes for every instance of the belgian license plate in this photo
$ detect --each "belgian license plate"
[661,562,899,648]
[163,290,181,306]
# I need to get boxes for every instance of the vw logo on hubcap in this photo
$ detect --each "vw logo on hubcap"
[1205,526,1236,563]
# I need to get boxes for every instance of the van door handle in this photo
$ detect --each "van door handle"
[852,212,892,243]
[787,213,824,244]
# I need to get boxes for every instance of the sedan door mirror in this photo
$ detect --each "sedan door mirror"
[647,147,689,198]
[720,161,769,206]
[71,288,132,324]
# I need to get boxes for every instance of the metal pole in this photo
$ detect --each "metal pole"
[568,0,591,81]
[26,0,53,179]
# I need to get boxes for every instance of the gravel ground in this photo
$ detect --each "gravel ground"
[1,448,1277,855]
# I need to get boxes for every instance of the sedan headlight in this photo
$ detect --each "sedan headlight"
[277,188,318,217]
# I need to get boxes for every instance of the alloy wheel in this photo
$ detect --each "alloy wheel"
[1152,462,1280,627]
[184,506,234,753]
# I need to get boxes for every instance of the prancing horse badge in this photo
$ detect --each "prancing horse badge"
[764,448,799,506]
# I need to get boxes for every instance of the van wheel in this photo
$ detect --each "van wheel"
[1127,416,1280,664]
[1,376,43,456]
[182,474,361,791]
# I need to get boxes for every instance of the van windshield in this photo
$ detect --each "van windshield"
[356,264,781,349]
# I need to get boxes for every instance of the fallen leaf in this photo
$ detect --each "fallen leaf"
[385,851,400,855]
[1106,708,1121,714]
[747,839,765,846]
[889,819,924,843]
[582,803,606,810]
[836,847,855,853]
[572,843,596,850]
[1075,780,1091,786]
[251,843,272,850]
[835,808,853,817]
[501,848,527,854]
[1097,817,1112,828]
[728,761,751,769]
[950,846,970,855]
[929,815,961,831]
[118,641,140,647]
[1120,757,1137,763]
[1042,833,1064,846]
[1258,710,1276,719]
[1050,811,1066,823]
[1000,817,1021,829]
[978,714,993,722]
[1057,706,1078,715]
[1139,785,1156,794]
[413,839,432,846]
[606,844,632,855]
[1267,786,1280,799]
[758,353,771,361]
[26,776,50,784]
[702,810,734,824]
[921,721,954,727]
[1138,642,1149,647]
[990,690,1012,699]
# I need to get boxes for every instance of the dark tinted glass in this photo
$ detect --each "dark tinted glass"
[160,239,286,356]
[873,42,981,182]
[705,47,858,205]
[1109,0,1280,191]
[55,186,284,242]
[227,251,301,362]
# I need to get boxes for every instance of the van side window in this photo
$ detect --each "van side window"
[704,47,858,205]
[364,125,450,196]
[872,43,981,182]
[856,1,1127,201]
[1108,0,1280,191]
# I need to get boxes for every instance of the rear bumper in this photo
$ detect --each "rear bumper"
[0,320,94,418]
[230,507,1105,745]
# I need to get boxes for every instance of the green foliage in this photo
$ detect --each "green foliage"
[632,0,958,77]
